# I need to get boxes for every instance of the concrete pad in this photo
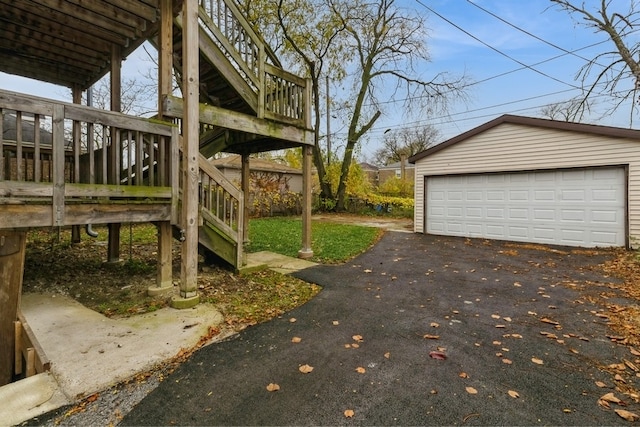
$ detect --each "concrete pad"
[20,293,224,400]
[0,372,69,427]
[245,251,317,274]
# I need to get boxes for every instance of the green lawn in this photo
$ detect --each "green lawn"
[246,217,382,263]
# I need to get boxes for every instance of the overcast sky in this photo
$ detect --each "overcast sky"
[1,0,637,161]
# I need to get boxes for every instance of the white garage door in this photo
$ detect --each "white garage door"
[426,167,626,247]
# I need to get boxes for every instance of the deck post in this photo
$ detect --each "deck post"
[241,153,250,245]
[107,46,122,263]
[71,86,82,244]
[0,230,26,386]
[299,78,314,259]
[173,0,200,309]
[149,0,175,297]
[298,144,313,259]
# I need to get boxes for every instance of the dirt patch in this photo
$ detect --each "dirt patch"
[22,226,320,326]
[312,213,413,231]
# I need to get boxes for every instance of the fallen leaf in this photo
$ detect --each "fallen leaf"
[291,337,302,343]
[514,282,522,287]
[266,383,280,392]
[624,360,639,372]
[630,347,640,356]
[332,321,340,326]
[511,334,523,339]
[495,325,506,329]
[364,269,372,273]
[491,314,501,319]
[459,372,469,378]
[492,341,502,345]
[352,335,363,342]
[430,322,440,328]
[540,317,559,325]
[600,392,623,405]
[344,409,355,418]
[384,352,391,359]
[299,364,314,374]
[563,408,572,413]
[595,381,608,388]
[615,374,626,383]
[423,334,440,340]
[531,357,544,365]
[429,351,447,360]
[356,367,366,374]
[503,317,512,322]
[615,409,639,421]
[466,387,478,395]
[351,343,360,349]
[289,318,297,323]
[508,390,520,398]
[344,344,352,349]
[502,358,513,365]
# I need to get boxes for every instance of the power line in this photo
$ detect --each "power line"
[465,0,600,66]
[415,0,581,90]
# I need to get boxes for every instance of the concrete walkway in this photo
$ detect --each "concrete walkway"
[1,251,313,427]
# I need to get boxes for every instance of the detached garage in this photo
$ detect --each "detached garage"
[409,115,640,248]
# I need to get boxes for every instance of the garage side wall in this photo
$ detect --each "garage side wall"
[413,123,640,246]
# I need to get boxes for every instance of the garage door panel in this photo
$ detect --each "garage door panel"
[508,208,529,220]
[426,168,625,247]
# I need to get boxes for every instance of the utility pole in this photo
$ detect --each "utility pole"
[326,75,331,165]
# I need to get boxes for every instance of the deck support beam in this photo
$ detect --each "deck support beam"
[174,0,200,308]
[107,45,122,264]
[241,153,250,246]
[149,0,175,297]
[0,231,26,386]
[298,144,313,259]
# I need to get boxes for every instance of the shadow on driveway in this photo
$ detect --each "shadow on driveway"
[123,232,637,426]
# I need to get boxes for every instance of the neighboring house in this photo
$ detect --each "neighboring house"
[212,155,303,216]
[378,158,415,185]
[359,162,379,187]
[211,155,303,193]
[410,114,640,249]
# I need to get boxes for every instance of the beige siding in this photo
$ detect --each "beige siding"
[414,123,640,246]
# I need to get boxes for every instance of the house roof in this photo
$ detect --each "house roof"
[0,0,161,90]
[358,162,379,172]
[379,160,414,170]
[409,114,640,164]
[211,155,302,174]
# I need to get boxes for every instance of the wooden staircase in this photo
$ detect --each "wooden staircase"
[158,0,312,269]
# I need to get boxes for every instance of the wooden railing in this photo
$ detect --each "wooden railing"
[0,90,179,228]
[198,153,244,266]
[197,0,309,127]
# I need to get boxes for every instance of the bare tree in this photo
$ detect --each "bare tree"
[241,0,467,210]
[538,97,598,122]
[330,0,467,210]
[551,0,640,124]
[238,0,348,202]
[373,125,440,166]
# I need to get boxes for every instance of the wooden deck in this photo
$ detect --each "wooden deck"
[0,90,179,229]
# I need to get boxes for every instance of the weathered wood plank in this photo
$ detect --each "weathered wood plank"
[164,96,314,146]
[63,204,172,225]
[65,183,172,199]
[0,181,53,197]
[16,313,51,375]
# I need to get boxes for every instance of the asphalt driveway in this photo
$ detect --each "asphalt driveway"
[123,232,639,426]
